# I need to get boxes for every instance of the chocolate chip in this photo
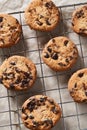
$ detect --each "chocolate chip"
[22,107,25,113]
[44,53,49,58]
[51,106,59,114]
[64,40,68,46]
[72,22,74,26]
[48,99,54,104]
[16,19,19,24]
[74,83,77,88]
[69,56,73,60]
[52,39,55,43]
[0,17,3,22]
[15,77,21,84]
[32,121,39,127]
[21,79,29,86]
[0,39,4,44]
[46,19,51,25]
[36,20,43,26]
[83,83,87,90]
[65,58,69,63]
[25,115,28,120]
[27,100,36,112]
[78,73,84,78]
[29,115,34,119]
[58,62,66,66]
[51,53,58,60]
[44,119,53,128]
[10,61,16,65]
[39,15,44,19]
[47,47,52,53]
[85,92,87,96]
[7,73,14,79]
[76,10,84,18]
[45,2,53,9]
[40,97,45,102]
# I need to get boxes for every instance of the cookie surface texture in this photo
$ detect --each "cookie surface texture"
[0,14,22,48]
[21,95,61,130]
[25,0,60,31]
[72,5,87,35]
[0,55,37,90]
[42,36,78,71]
[68,68,87,103]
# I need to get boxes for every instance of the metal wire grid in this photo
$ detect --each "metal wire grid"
[0,2,87,130]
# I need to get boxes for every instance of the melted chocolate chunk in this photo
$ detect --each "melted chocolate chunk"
[22,107,25,113]
[40,97,45,102]
[32,121,39,127]
[44,119,53,128]
[10,61,16,65]
[46,19,51,25]
[45,2,53,9]
[58,62,66,66]
[15,77,21,84]
[48,99,54,104]
[29,115,34,119]
[16,19,19,24]
[51,106,59,114]
[83,83,87,90]
[51,53,58,60]
[36,20,43,26]
[69,56,73,60]
[52,39,55,43]
[39,15,44,19]
[76,10,84,18]
[47,47,52,53]
[74,83,77,88]
[0,39,4,44]
[27,100,36,112]
[0,17,3,22]
[21,79,29,86]
[25,115,28,120]
[72,22,74,26]
[65,58,69,63]
[64,40,68,46]
[78,73,84,78]
[44,53,49,58]
[85,92,87,96]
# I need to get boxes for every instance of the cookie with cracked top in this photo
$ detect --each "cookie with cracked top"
[68,68,87,103]
[72,5,87,36]
[24,0,60,31]
[0,55,37,91]
[42,36,78,71]
[0,14,22,48]
[21,95,61,130]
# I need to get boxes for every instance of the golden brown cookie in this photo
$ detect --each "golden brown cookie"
[21,95,61,130]
[42,36,78,71]
[68,68,87,103]
[25,0,60,31]
[0,55,37,91]
[72,5,87,36]
[0,14,22,48]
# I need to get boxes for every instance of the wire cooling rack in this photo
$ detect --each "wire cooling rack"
[0,2,87,130]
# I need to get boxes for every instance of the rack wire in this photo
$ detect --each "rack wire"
[0,2,87,130]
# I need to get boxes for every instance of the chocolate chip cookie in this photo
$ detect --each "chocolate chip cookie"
[0,56,37,91]
[72,5,87,36]
[42,36,78,71]
[21,95,61,130]
[0,14,22,48]
[68,68,87,103]
[25,0,60,31]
